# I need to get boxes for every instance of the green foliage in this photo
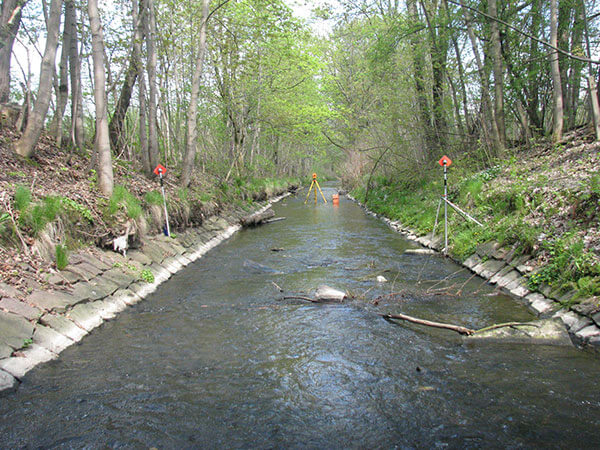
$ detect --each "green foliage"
[140,269,155,283]
[22,338,33,349]
[528,235,600,297]
[55,244,69,270]
[14,185,31,212]
[61,198,94,222]
[144,190,164,206]
[109,185,142,219]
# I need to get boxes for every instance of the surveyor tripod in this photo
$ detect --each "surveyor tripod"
[304,173,327,204]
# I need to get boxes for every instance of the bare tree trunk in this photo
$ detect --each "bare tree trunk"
[550,0,564,143]
[108,55,137,153]
[488,0,505,150]
[459,0,500,154]
[14,0,62,158]
[146,0,159,171]
[50,0,73,147]
[181,0,209,188]
[136,0,150,175]
[0,0,26,103]
[67,0,84,151]
[88,0,113,195]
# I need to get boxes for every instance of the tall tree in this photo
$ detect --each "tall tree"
[108,0,142,152]
[50,0,73,146]
[14,0,62,158]
[550,0,564,143]
[88,0,114,195]
[66,0,84,151]
[0,0,26,103]
[145,0,159,170]
[181,0,209,188]
[136,0,150,175]
[488,0,505,149]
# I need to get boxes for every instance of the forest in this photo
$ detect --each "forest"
[1,0,598,192]
[0,0,599,297]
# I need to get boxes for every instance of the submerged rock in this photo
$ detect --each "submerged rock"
[242,259,280,274]
[315,285,346,302]
[466,319,573,346]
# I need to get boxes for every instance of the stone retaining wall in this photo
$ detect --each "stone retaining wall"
[0,195,288,393]
[348,195,600,351]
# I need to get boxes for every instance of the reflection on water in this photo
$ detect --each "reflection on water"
[1,186,599,448]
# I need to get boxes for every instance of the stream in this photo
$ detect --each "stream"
[1,185,599,448]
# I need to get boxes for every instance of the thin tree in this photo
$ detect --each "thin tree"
[136,0,150,175]
[488,0,505,150]
[0,0,27,103]
[67,0,84,151]
[108,0,143,153]
[181,0,209,188]
[14,0,62,158]
[88,0,114,195]
[550,0,563,143]
[50,0,73,147]
[145,0,158,171]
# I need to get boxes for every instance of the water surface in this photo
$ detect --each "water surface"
[1,186,599,448]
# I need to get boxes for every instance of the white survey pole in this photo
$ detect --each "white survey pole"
[438,155,452,256]
[154,164,171,237]
[160,173,170,237]
[444,161,448,256]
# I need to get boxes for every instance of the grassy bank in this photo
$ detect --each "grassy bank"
[0,134,300,290]
[351,131,600,304]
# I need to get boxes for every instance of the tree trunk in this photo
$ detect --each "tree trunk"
[50,0,73,147]
[180,0,209,188]
[550,0,564,143]
[88,0,114,196]
[0,0,25,103]
[566,1,584,129]
[406,0,432,156]
[488,0,505,150]
[67,0,84,151]
[134,0,150,175]
[14,0,62,158]
[108,19,139,153]
[459,0,500,155]
[146,0,159,171]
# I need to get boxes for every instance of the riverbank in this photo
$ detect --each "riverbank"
[347,131,600,351]
[0,191,291,393]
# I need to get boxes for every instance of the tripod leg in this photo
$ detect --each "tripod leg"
[431,198,442,238]
[315,181,328,203]
[304,181,315,204]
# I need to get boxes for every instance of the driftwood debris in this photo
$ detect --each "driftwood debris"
[382,313,548,338]
[382,313,475,335]
[282,285,347,304]
[240,208,275,227]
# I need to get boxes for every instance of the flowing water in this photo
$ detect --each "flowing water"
[1,186,600,448]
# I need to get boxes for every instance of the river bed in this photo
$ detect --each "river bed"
[1,186,599,448]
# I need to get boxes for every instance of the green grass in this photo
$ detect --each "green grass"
[144,190,164,206]
[55,244,69,270]
[109,185,142,219]
[351,161,600,300]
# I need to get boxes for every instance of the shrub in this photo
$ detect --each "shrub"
[55,244,69,270]
[109,185,142,219]
[14,185,31,211]
[144,191,164,207]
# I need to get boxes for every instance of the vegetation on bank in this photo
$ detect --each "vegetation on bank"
[350,131,600,304]
[0,135,300,289]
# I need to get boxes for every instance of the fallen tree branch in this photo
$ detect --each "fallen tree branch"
[240,209,275,227]
[283,295,322,303]
[382,312,475,335]
[264,217,286,224]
